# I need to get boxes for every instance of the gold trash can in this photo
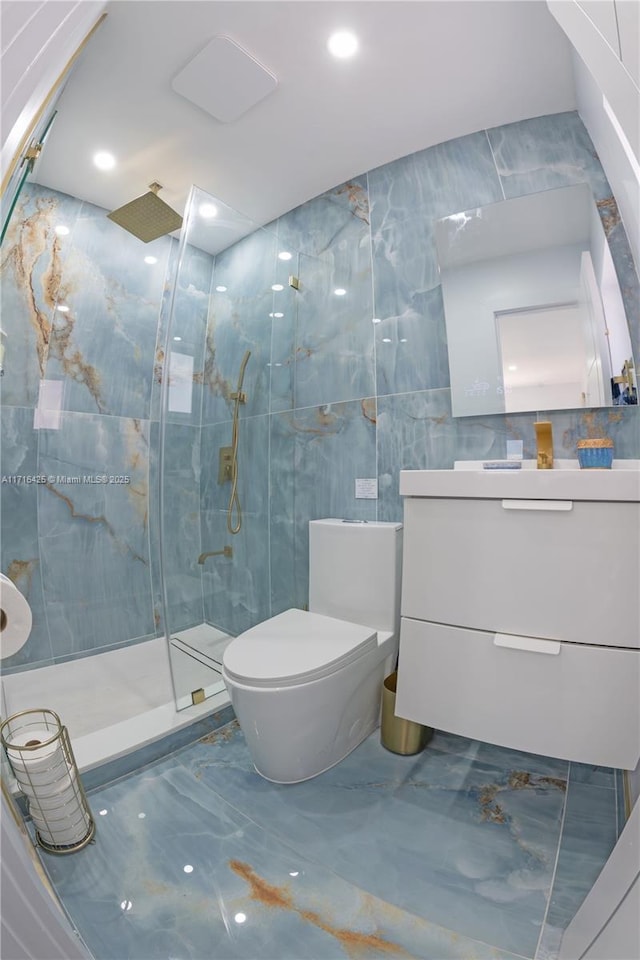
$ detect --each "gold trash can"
[380,672,432,755]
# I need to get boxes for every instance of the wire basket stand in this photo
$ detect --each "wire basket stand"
[1,708,95,854]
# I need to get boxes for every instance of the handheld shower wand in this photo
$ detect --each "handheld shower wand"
[227,350,251,534]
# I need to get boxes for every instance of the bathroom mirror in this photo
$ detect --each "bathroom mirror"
[436,184,636,417]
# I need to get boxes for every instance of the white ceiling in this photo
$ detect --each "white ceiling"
[33,0,576,245]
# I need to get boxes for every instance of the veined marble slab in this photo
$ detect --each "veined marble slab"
[38,719,618,960]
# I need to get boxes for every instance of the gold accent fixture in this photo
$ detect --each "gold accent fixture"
[22,142,44,164]
[197,545,232,564]
[534,421,553,469]
[107,181,183,242]
[191,688,206,705]
[218,446,234,483]
[288,275,300,290]
[380,672,432,755]
[226,350,251,535]
[612,358,635,393]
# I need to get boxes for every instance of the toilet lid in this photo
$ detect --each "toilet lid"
[222,608,377,687]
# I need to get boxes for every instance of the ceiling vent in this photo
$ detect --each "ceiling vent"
[171,36,278,123]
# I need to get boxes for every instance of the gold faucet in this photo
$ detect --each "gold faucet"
[197,545,233,564]
[534,421,553,469]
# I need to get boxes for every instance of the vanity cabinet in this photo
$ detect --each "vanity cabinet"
[395,468,640,768]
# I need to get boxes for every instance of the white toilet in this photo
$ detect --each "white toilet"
[222,519,403,783]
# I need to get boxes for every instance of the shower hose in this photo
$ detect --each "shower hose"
[227,350,251,535]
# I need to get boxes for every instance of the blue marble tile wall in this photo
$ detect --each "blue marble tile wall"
[3,110,639,673]
[0,183,215,671]
[198,110,639,625]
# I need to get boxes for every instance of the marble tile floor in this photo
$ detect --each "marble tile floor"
[40,719,620,960]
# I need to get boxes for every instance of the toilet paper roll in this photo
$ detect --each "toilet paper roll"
[27,771,79,811]
[0,573,32,660]
[5,728,67,789]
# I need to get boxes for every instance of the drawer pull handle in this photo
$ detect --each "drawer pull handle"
[501,499,573,511]
[494,634,561,655]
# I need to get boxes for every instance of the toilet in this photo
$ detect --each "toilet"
[222,519,403,783]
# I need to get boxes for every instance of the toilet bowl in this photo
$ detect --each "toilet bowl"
[222,519,403,783]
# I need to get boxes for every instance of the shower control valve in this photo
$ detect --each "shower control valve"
[218,446,234,483]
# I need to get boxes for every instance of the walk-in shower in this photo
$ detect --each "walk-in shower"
[0,169,306,756]
[161,185,302,711]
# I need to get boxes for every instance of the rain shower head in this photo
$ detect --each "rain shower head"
[107,182,183,242]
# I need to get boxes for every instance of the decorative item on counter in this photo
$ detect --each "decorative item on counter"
[0,709,95,854]
[576,438,614,469]
[506,439,524,462]
[611,358,637,406]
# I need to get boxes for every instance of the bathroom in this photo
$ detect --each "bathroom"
[1,2,639,958]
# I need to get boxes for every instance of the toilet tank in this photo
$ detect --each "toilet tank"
[309,519,403,634]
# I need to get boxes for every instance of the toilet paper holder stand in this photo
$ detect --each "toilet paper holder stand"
[1,708,95,854]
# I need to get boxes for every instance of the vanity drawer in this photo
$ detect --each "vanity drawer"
[395,617,640,768]
[401,496,640,648]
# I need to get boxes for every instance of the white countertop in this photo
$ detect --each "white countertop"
[399,460,640,501]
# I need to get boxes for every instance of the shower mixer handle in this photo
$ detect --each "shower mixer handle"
[229,390,246,403]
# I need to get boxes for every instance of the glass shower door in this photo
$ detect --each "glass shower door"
[161,186,298,709]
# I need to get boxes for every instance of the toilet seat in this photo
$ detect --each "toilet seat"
[222,608,377,688]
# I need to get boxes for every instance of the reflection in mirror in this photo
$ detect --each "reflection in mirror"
[436,184,637,417]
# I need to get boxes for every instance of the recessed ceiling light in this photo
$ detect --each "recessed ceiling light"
[55,225,69,236]
[93,151,116,171]
[144,255,158,265]
[199,203,218,219]
[382,337,392,343]
[328,30,358,59]
[173,336,182,342]
[215,285,227,292]
[272,283,284,291]
[372,317,381,324]
[400,338,408,343]
[274,312,284,318]
[56,304,69,313]
[278,251,292,261]
[234,913,247,924]
[334,288,347,296]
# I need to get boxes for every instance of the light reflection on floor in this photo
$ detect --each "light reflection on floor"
[40,718,618,960]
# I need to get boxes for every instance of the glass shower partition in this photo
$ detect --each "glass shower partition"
[161,186,298,709]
